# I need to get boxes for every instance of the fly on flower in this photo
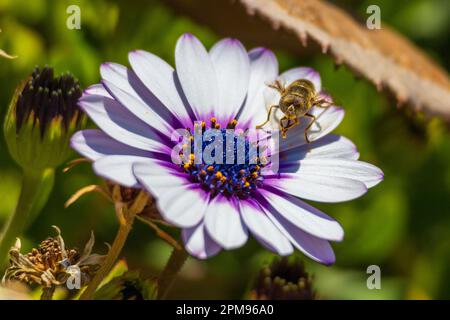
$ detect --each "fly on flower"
[256,78,333,141]
[71,33,383,265]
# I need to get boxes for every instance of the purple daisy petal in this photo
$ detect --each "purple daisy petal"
[101,63,176,136]
[279,158,384,188]
[265,172,368,203]
[83,83,112,98]
[204,195,248,250]
[182,222,222,260]
[133,160,190,198]
[93,155,154,188]
[238,47,278,127]
[78,94,172,153]
[175,33,219,121]
[258,189,344,241]
[209,38,250,123]
[278,134,359,161]
[128,50,193,128]
[263,207,336,265]
[71,129,153,161]
[239,198,293,255]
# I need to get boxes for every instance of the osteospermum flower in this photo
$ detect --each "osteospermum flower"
[71,34,383,265]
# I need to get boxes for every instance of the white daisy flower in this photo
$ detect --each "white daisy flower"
[71,33,383,265]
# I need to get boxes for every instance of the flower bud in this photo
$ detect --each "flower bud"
[4,66,85,172]
[251,257,316,300]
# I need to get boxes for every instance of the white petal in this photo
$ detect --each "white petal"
[239,47,278,126]
[204,196,248,250]
[133,160,189,198]
[279,134,359,160]
[128,50,192,127]
[93,155,152,188]
[239,199,293,255]
[71,129,152,161]
[135,160,212,231]
[210,38,250,122]
[266,174,368,203]
[84,84,112,98]
[78,94,171,153]
[281,158,383,188]
[264,208,336,265]
[279,67,321,92]
[182,222,221,259]
[259,190,344,241]
[156,186,209,228]
[100,63,179,134]
[175,33,219,120]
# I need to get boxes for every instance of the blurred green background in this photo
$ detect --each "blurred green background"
[0,0,449,299]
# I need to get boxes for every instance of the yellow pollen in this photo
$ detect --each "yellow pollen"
[183,163,190,170]
[200,170,206,175]
[244,182,250,188]
[215,171,223,179]
[251,172,258,179]
[207,166,214,172]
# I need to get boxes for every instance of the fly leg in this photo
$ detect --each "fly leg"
[267,79,285,94]
[304,113,322,144]
[256,105,279,129]
[279,116,299,139]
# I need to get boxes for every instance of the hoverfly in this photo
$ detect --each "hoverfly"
[256,79,332,142]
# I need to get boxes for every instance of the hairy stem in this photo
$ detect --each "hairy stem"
[0,169,50,269]
[157,247,189,299]
[79,191,148,300]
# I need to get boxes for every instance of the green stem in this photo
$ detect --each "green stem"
[79,214,136,300]
[0,169,47,269]
[157,247,189,300]
[79,190,148,300]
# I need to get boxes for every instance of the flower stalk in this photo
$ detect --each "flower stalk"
[157,247,189,300]
[79,190,149,300]
[0,169,49,268]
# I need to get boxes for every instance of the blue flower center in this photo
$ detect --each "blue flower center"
[180,118,266,199]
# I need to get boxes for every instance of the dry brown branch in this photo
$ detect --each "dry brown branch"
[166,0,450,120]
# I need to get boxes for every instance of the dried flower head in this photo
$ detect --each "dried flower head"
[4,66,85,171]
[2,226,105,290]
[252,257,316,300]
